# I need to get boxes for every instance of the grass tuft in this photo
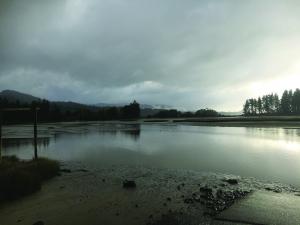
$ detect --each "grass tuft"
[0,156,60,201]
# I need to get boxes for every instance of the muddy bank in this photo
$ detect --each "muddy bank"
[0,162,298,225]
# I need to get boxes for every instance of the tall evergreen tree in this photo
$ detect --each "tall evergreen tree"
[257,97,262,114]
[292,89,300,113]
[281,90,291,114]
[243,100,250,115]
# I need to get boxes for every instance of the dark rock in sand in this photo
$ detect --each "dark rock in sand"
[32,221,44,225]
[76,169,89,172]
[265,186,282,193]
[184,198,194,204]
[224,178,238,185]
[123,180,136,189]
[200,186,213,193]
[60,169,71,173]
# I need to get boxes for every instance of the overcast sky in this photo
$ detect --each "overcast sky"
[1,0,300,111]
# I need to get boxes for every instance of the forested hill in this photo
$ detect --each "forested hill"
[0,90,141,123]
[243,89,300,115]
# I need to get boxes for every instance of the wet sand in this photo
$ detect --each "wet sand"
[0,162,298,225]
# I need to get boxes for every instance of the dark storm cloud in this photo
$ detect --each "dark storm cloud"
[1,0,300,110]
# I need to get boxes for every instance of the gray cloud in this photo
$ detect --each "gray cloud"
[1,0,300,110]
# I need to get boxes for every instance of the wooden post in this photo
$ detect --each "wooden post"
[34,107,38,159]
[0,110,2,161]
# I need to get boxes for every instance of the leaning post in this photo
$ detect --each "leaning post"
[33,107,38,159]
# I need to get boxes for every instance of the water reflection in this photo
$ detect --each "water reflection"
[120,124,141,141]
[3,123,300,186]
[2,137,50,149]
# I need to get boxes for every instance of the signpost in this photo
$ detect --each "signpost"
[0,107,40,160]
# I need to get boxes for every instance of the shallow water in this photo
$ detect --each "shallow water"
[2,122,300,186]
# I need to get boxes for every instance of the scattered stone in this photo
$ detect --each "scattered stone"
[135,204,139,208]
[166,197,171,201]
[123,180,136,189]
[149,214,153,219]
[115,212,119,216]
[163,203,167,206]
[59,186,65,189]
[102,179,106,182]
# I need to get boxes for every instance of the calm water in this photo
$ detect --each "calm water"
[2,122,300,186]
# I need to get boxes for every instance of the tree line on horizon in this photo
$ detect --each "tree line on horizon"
[150,108,219,118]
[243,89,300,116]
[0,98,141,124]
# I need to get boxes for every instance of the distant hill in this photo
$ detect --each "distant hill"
[52,101,100,112]
[0,90,98,112]
[0,90,173,115]
[0,90,41,104]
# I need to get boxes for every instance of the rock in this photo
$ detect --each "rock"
[184,198,194,204]
[200,186,213,193]
[32,221,44,225]
[60,169,71,173]
[265,186,282,193]
[76,169,88,172]
[224,178,238,185]
[123,180,136,189]
[192,193,201,202]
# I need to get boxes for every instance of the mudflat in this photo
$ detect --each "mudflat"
[0,162,298,225]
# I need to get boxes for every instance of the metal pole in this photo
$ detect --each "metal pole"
[34,107,38,159]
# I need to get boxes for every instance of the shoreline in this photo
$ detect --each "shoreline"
[0,162,298,225]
